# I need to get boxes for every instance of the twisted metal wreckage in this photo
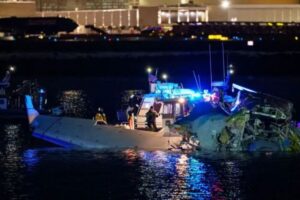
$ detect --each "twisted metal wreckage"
[170,83,300,152]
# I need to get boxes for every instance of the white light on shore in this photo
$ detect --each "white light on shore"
[247,40,254,46]
[221,0,230,9]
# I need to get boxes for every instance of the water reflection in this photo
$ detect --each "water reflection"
[122,149,139,165]
[138,151,221,199]
[0,123,27,200]
[1,123,298,200]
[218,160,242,199]
[0,143,247,200]
[0,122,268,200]
[22,149,39,171]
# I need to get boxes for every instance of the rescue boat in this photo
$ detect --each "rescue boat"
[26,81,201,150]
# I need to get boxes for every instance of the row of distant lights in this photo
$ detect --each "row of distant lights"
[160,0,230,17]
[161,0,230,17]
[160,11,203,17]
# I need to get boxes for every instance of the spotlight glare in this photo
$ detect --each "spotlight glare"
[221,0,230,9]
[162,73,168,80]
[247,40,254,46]
[178,97,185,104]
[9,66,15,72]
[146,67,152,73]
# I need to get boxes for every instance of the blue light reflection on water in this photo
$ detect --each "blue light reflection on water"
[2,147,300,199]
[22,149,39,171]
[0,120,297,200]
[20,148,223,199]
[126,150,222,199]
[2,133,300,200]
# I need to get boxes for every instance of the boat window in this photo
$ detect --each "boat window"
[138,102,152,116]
[175,103,181,116]
[154,102,163,113]
[142,102,151,109]
[138,96,155,116]
[163,103,173,114]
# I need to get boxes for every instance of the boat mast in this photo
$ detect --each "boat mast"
[193,70,200,91]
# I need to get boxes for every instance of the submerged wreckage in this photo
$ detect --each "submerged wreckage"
[172,83,300,152]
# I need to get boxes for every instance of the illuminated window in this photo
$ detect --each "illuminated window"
[163,103,173,115]
[175,103,181,116]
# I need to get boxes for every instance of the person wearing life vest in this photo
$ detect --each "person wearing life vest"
[146,106,159,131]
[128,112,135,130]
[94,107,107,125]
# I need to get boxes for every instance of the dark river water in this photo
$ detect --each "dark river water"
[1,122,300,200]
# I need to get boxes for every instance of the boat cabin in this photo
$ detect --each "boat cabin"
[136,82,199,129]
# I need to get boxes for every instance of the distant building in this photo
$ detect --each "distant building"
[1,0,300,28]
[35,0,139,11]
[0,0,37,17]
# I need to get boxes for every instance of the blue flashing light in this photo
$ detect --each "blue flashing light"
[39,88,45,94]
[154,82,203,101]
[193,92,201,98]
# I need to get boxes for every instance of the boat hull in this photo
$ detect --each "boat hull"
[32,115,182,150]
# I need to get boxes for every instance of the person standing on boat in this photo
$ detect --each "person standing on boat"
[94,107,107,125]
[146,106,159,131]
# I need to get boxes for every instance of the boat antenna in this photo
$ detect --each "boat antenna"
[197,74,202,91]
[209,44,213,90]
[193,70,200,91]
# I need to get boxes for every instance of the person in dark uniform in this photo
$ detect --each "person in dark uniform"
[146,106,159,131]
